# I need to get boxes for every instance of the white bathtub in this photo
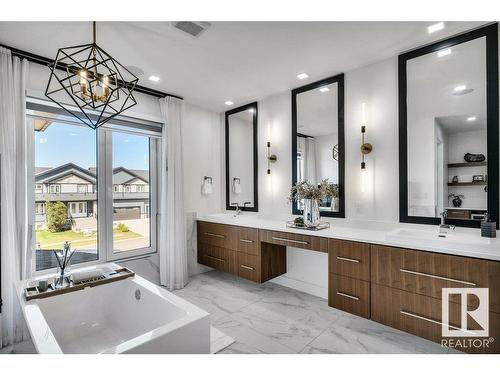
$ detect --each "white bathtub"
[17,264,210,354]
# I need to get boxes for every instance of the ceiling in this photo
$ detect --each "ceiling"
[297,82,338,137]
[0,21,487,112]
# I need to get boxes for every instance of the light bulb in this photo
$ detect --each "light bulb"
[361,167,367,194]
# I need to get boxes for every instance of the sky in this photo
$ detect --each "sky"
[35,122,150,171]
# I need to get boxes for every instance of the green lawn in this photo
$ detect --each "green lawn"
[36,228,142,250]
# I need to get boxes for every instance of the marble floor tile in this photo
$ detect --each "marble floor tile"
[214,315,295,354]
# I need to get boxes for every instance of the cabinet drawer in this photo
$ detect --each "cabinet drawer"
[237,253,261,283]
[236,227,260,256]
[371,284,500,354]
[329,239,370,281]
[371,245,500,313]
[198,242,237,275]
[329,274,370,319]
[198,221,237,250]
[259,230,328,253]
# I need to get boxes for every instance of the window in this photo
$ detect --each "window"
[49,184,61,193]
[77,184,88,193]
[33,120,98,271]
[111,132,153,254]
[35,203,45,214]
[69,202,87,215]
[30,106,159,272]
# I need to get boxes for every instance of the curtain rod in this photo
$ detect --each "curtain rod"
[1,43,183,100]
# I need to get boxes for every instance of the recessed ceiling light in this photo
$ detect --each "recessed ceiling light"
[225,101,234,106]
[454,85,467,93]
[467,116,477,122]
[148,75,160,82]
[437,48,451,57]
[319,86,330,93]
[428,22,444,34]
[296,73,309,80]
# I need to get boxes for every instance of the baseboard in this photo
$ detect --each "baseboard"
[270,275,328,300]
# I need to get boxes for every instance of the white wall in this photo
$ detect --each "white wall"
[249,57,399,298]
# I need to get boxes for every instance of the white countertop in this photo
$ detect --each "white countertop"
[197,212,500,262]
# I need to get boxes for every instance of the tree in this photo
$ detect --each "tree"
[46,201,68,232]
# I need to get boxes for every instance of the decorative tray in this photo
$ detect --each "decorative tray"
[24,267,135,301]
[286,221,330,231]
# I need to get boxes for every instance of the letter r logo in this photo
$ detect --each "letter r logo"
[442,288,489,337]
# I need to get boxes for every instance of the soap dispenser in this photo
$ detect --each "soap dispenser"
[481,213,496,238]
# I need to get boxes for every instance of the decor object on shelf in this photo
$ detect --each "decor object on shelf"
[202,176,213,195]
[473,175,485,183]
[266,141,277,174]
[452,175,459,184]
[53,241,75,289]
[45,21,139,129]
[464,153,486,163]
[286,220,330,231]
[481,213,496,238]
[448,193,465,208]
[289,179,339,227]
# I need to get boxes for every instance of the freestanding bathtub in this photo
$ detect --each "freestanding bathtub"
[17,264,210,354]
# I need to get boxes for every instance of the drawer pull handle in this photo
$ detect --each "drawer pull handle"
[336,256,360,263]
[240,265,254,271]
[239,239,254,243]
[336,292,360,301]
[400,310,463,332]
[272,236,309,245]
[205,232,225,238]
[399,269,476,286]
[207,255,225,262]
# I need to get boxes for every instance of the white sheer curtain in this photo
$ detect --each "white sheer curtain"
[0,47,30,347]
[158,96,188,290]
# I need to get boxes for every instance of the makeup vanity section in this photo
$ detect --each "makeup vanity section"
[197,216,500,353]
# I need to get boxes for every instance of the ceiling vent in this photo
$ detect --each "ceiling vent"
[172,22,211,38]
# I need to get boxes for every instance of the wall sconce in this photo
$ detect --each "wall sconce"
[267,141,277,174]
[202,176,213,195]
[232,177,242,194]
[360,103,373,193]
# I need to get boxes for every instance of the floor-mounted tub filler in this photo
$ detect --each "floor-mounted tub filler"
[16,263,210,354]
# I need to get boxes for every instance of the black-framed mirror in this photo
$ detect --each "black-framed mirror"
[225,102,258,212]
[291,73,345,218]
[399,23,499,228]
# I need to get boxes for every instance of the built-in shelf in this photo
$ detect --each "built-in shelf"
[448,182,487,186]
[448,161,487,168]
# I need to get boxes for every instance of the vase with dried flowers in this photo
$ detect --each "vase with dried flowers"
[289,179,339,227]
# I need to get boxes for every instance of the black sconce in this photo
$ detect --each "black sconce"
[267,141,277,174]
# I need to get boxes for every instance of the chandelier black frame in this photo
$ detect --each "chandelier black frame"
[45,22,139,129]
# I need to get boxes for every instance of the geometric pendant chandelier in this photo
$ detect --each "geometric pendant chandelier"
[45,22,139,129]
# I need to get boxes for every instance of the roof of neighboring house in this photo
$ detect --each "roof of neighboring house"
[35,164,149,185]
[35,163,96,184]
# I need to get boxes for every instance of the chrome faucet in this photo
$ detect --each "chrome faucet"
[439,211,455,235]
[231,202,242,216]
[243,201,252,209]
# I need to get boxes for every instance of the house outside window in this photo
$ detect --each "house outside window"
[35,184,43,193]
[70,202,87,215]
[137,185,145,192]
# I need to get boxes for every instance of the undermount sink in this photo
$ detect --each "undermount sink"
[386,228,491,246]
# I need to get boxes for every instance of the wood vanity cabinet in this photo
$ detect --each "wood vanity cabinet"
[197,220,500,353]
[197,222,287,283]
[328,240,371,318]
